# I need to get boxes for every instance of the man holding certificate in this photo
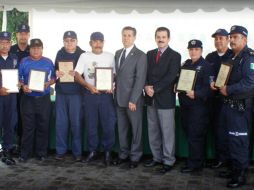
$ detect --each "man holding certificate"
[178,40,211,173]
[218,26,254,188]
[54,31,85,162]
[75,32,116,166]
[18,39,55,162]
[205,29,232,169]
[144,27,181,173]
[0,31,18,165]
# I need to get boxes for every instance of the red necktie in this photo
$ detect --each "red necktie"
[155,50,161,64]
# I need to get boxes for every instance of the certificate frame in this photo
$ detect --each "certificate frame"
[176,69,197,92]
[58,61,74,83]
[95,67,113,91]
[1,69,19,93]
[215,63,232,88]
[28,69,46,92]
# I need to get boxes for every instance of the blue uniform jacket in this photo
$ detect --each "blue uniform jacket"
[226,46,254,99]
[19,56,55,97]
[10,44,30,63]
[178,57,211,106]
[55,46,85,94]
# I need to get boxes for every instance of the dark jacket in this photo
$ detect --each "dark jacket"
[145,46,181,109]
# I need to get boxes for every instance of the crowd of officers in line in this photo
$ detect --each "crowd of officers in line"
[0,23,254,188]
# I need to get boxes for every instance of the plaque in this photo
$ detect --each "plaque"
[58,61,74,82]
[95,67,113,91]
[28,69,46,92]
[1,69,19,93]
[176,69,197,92]
[215,63,232,88]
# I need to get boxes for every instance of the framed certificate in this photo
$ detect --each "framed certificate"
[95,67,113,91]
[1,69,19,93]
[58,61,74,82]
[28,69,46,92]
[176,69,197,92]
[215,63,232,88]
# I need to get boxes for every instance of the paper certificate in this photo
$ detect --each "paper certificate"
[176,69,197,92]
[95,67,113,91]
[28,69,46,92]
[215,63,232,88]
[1,69,19,93]
[58,61,74,82]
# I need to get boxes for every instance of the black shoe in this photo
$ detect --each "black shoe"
[83,151,97,163]
[104,151,112,166]
[211,161,226,169]
[144,160,161,167]
[218,170,232,179]
[112,158,128,166]
[37,156,47,161]
[129,161,138,169]
[181,166,202,173]
[160,164,173,174]
[74,155,82,162]
[2,156,16,165]
[227,170,246,188]
[55,154,65,161]
[18,157,27,163]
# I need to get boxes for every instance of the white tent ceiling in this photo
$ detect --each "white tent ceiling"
[1,0,254,13]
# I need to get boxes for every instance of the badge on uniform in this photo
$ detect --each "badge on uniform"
[250,63,254,70]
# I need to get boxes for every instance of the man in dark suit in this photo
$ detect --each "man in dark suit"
[113,26,147,168]
[144,27,181,174]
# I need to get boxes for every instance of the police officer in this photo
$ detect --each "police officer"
[178,40,210,173]
[205,29,232,169]
[18,39,55,162]
[219,25,254,188]
[54,31,85,162]
[10,23,30,155]
[0,31,18,165]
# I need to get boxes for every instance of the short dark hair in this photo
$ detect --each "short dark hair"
[122,26,137,37]
[155,27,170,38]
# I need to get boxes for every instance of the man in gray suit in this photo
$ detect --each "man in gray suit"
[113,26,147,169]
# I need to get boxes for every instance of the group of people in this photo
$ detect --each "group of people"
[0,23,254,188]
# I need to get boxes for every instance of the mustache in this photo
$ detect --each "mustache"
[158,41,164,43]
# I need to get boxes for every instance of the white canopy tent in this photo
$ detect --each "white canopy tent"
[1,0,254,61]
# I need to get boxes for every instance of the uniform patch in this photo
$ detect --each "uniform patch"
[250,63,254,70]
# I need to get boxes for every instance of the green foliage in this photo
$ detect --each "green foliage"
[7,8,28,43]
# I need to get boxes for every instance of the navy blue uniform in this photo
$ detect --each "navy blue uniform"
[178,57,210,169]
[0,53,18,151]
[54,46,85,157]
[10,44,30,150]
[19,56,55,159]
[205,49,232,163]
[220,46,254,170]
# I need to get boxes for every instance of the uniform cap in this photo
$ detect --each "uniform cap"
[63,31,77,40]
[90,32,104,41]
[30,38,43,48]
[187,39,203,49]
[0,31,11,40]
[229,25,248,37]
[16,24,30,33]
[211,29,229,37]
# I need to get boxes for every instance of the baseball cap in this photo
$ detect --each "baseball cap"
[229,25,248,37]
[0,31,11,40]
[63,31,77,40]
[16,24,30,33]
[187,39,203,49]
[30,38,43,48]
[90,32,104,41]
[211,29,229,37]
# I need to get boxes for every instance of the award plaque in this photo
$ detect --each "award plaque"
[1,69,19,93]
[95,67,113,91]
[176,69,197,92]
[28,69,46,92]
[215,63,232,88]
[58,61,74,82]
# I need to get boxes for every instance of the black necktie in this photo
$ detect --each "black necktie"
[120,49,126,67]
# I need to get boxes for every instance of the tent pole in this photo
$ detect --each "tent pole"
[2,6,7,31]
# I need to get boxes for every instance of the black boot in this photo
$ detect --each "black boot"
[104,151,112,166]
[227,169,246,188]
[1,150,16,165]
